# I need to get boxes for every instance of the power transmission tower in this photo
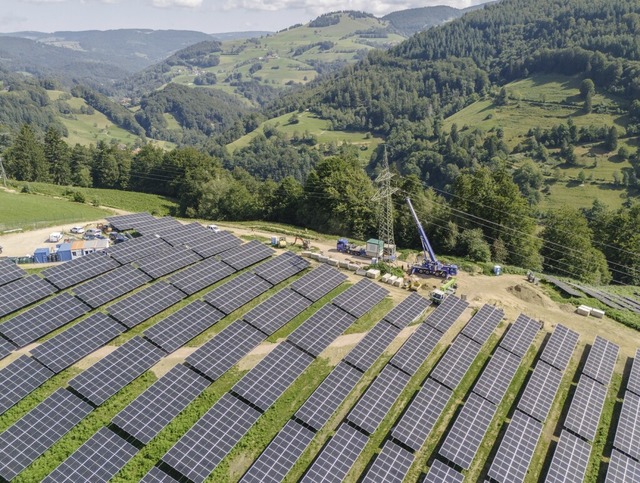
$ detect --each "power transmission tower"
[372,146,398,257]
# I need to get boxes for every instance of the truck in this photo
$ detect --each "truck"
[430,277,457,304]
[336,238,366,257]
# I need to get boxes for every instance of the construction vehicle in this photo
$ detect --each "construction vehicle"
[336,238,366,257]
[430,277,458,304]
[406,197,458,278]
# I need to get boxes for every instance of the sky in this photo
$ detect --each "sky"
[1,0,491,34]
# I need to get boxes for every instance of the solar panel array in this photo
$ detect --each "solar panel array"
[240,419,315,483]
[68,336,166,406]
[0,292,90,347]
[563,375,608,441]
[218,240,274,270]
[0,388,93,481]
[168,257,235,295]
[383,292,431,329]
[545,430,591,483]
[107,281,185,328]
[500,314,541,358]
[73,264,152,308]
[253,251,310,285]
[144,300,224,353]
[424,460,464,483]
[244,289,312,336]
[539,323,580,372]
[517,361,564,422]
[331,278,389,318]
[461,304,504,345]
[473,347,521,405]
[162,393,261,483]
[136,245,202,279]
[0,355,54,414]
[582,335,619,386]
[204,272,272,315]
[0,336,16,359]
[431,334,482,390]
[141,467,179,483]
[287,303,355,356]
[606,449,640,483]
[613,390,640,461]
[0,275,57,318]
[0,259,25,286]
[425,295,469,333]
[112,364,209,444]
[42,252,120,289]
[106,236,171,264]
[361,440,413,483]
[289,264,348,302]
[30,312,125,373]
[43,426,138,483]
[627,348,640,396]
[389,323,442,376]
[344,320,401,372]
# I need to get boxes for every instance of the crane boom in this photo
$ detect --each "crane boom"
[406,197,437,263]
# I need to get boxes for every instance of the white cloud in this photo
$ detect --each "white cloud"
[152,0,203,7]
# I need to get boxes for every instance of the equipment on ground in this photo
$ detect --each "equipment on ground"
[406,197,458,278]
[430,277,458,304]
[336,238,366,257]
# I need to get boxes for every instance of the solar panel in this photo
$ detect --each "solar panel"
[606,449,640,483]
[439,393,497,469]
[168,257,235,295]
[287,303,355,356]
[0,355,54,414]
[42,252,121,290]
[140,467,179,483]
[331,278,389,318]
[73,264,152,308]
[136,245,202,279]
[289,264,348,302]
[424,460,464,483]
[106,236,172,264]
[545,430,591,483]
[0,292,90,348]
[0,336,16,359]
[499,314,541,358]
[431,334,482,390]
[106,212,156,231]
[383,292,431,329]
[232,342,314,411]
[389,323,443,376]
[240,419,315,483]
[0,275,57,318]
[473,347,522,405]
[68,336,165,406]
[613,391,640,460]
[144,300,224,353]
[30,312,125,374]
[0,388,93,481]
[112,364,209,444]
[0,259,25,286]
[392,378,451,452]
[218,240,274,270]
[295,361,362,431]
[244,289,312,336]
[43,427,138,483]
[107,281,186,328]
[204,272,272,315]
[488,410,543,483]
[627,348,640,396]
[461,304,504,345]
[162,393,261,483]
[564,375,608,442]
[539,324,580,372]
[186,320,266,381]
[517,361,564,422]
[361,440,413,483]
[300,423,368,483]
[253,251,310,285]
[425,295,469,333]
[344,320,401,372]
[582,335,619,386]
[347,364,411,435]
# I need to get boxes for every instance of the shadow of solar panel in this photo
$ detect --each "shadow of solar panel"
[0,292,90,348]
[0,355,54,415]
[240,419,315,483]
[488,410,542,483]
[344,320,401,372]
[0,336,16,360]
[107,281,185,328]
[232,342,314,411]
[440,393,497,469]
[73,264,152,308]
[582,335,619,386]
[137,246,202,279]
[43,427,138,483]
[332,278,389,318]
[425,295,468,333]
[141,467,179,483]
[473,347,521,405]
[539,324,580,372]
[300,423,368,483]
[392,378,451,452]
[606,449,640,483]
[424,459,464,483]
[289,264,348,302]
[0,388,93,481]
[383,292,431,329]
[112,364,209,444]
[106,236,172,264]
[499,314,541,358]
[390,323,442,376]
[168,257,235,295]
[517,361,564,422]
[0,259,25,286]
[545,430,591,483]
[68,336,165,406]
[613,391,640,461]
[287,303,355,356]
[30,312,125,374]
[186,320,265,381]
[431,334,482,390]
[43,252,121,290]
[461,304,504,345]
[253,251,310,285]
[361,440,413,483]
[106,212,156,231]
[162,393,261,483]
[204,272,272,315]
[564,375,608,442]
[218,240,274,270]
[244,289,312,336]
[347,365,411,435]
[0,275,57,318]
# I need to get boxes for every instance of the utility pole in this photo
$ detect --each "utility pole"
[372,145,398,259]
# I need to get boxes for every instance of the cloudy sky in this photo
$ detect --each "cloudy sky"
[2,0,491,34]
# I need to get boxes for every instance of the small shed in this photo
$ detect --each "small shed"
[34,247,50,263]
[56,242,73,262]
